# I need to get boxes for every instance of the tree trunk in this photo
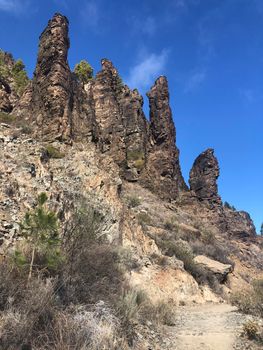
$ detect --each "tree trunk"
[28,246,35,283]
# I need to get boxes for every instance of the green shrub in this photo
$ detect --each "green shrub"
[137,212,152,226]
[74,60,93,84]
[164,217,179,232]
[126,195,141,208]
[0,112,16,124]
[200,229,215,244]
[20,123,33,135]
[127,150,144,162]
[19,192,62,280]
[127,150,145,170]
[45,145,65,159]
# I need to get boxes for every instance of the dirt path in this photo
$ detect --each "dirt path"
[165,303,253,350]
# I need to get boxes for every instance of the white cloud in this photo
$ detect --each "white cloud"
[184,69,206,92]
[81,1,100,30]
[0,0,27,13]
[125,50,169,90]
[239,88,263,103]
[130,15,157,36]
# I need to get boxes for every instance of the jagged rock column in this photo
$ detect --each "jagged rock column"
[189,148,222,204]
[30,13,72,140]
[141,76,187,199]
[119,86,148,181]
[92,59,126,166]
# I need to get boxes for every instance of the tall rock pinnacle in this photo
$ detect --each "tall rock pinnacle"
[31,13,72,140]
[141,76,187,199]
[189,148,221,204]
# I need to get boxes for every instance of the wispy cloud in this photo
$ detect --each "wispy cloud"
[239,88,263,103]
[81,1,100,31]
[130,15,157,36]
[0,0,30,14]
[184,69,206,92]
[125,50,169,91]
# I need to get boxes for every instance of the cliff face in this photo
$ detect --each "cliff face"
[0,13,257,237]
[0,51,28,113]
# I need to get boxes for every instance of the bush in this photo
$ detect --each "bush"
[45,145,65,159]
[140,300,176,326]
[20,124,33,135]
[74,60,93,84]
[0,200,131,349]
[200,229,215,244]
[127,150,145,170]
[164,217,179,232]
[137,212,152,226]
[231,280,263,317]
[191,240,234,267]
[126,195,141,208]
[157,238,220,291]
[18,192,62,281]
[0,112,16,124]
[242,320,260,340]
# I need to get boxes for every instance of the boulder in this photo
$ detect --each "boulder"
[194,255,232,282]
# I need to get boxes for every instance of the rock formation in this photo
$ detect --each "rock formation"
[120,86,148,181]
[141,76,187,199]
[30,13,73,140]
[0,51,27,113]
[189,148,221,205]
[0,13,257,238]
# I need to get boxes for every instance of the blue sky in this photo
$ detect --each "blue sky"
[0,0,262,232]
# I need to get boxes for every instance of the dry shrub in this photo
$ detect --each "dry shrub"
[117,287,176,327]
[242,320,259,340]
[0,276,56,349]
[140,300,176,326]
[231,280,263,317]
[190,240,234,267]
[46,303,128,350]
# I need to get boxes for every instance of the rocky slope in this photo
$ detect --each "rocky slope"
[0,12,262,349]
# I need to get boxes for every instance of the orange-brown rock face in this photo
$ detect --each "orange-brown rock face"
[141,76,187,199]
[189,148,221,205]
[188,148,256,237]
[92,59,126,165]
[30,13,73,140]
[0,52,23,113]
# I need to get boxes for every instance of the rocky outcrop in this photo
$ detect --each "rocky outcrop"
[92,59,126,165]
[2,13,258,240]
[120,86,148,181]
[189,148,221,205]
[194,255,232,282]
[0,51,26,113]
[29,13,73,140]
[223,208,256,238]
[141,76,187,199]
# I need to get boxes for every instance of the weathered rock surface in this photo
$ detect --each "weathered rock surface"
[0,51,24,112]
[29,13,72,140]
[223,208,256,238]
[141,76,187,199]
[1,13,258,245]
[189,148,221,205]
[194,255,232,282]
